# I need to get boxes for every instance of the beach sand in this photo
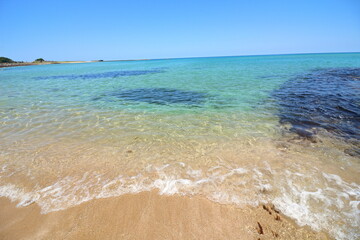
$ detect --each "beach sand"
[0,191,329,240]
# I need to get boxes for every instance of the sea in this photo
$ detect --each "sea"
[0,53,359,239]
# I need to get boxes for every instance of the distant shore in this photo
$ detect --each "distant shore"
[0,61,99,68]
[0,59,155,68]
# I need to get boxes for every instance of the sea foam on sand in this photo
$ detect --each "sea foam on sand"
[1,162,359,239]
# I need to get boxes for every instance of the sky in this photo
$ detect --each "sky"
[0,0,359,61]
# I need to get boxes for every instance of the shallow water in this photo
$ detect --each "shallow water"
[0,53,359,239]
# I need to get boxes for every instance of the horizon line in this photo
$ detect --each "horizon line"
[102,51,360,62]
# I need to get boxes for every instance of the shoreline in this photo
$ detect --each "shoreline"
[0,61,96,68]
[0,191,330,240]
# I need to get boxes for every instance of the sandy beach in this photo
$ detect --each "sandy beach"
[0,191,329,240]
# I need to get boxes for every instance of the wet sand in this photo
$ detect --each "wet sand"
[0,191,329,240]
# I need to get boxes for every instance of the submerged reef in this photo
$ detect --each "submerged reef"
[34,69,165,80]
[273,68,360,153]
[109,88,207,106]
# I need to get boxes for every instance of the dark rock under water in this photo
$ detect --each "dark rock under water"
[109,88,207,106]
[272,68,360,153]
[34,69,164,80]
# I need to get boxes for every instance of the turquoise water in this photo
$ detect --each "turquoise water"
[2,53,359,143]
[0,53,360,239]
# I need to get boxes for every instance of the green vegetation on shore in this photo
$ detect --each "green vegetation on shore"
[0,57,15,63]
[34,58,45,62]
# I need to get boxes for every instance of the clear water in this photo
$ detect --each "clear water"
[0,53,359,239]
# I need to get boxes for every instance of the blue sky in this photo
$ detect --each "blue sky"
[1,0,359,61]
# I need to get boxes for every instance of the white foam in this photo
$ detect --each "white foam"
[154,178,191,195]
[274,171,360,240]
[0,184,39,207]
